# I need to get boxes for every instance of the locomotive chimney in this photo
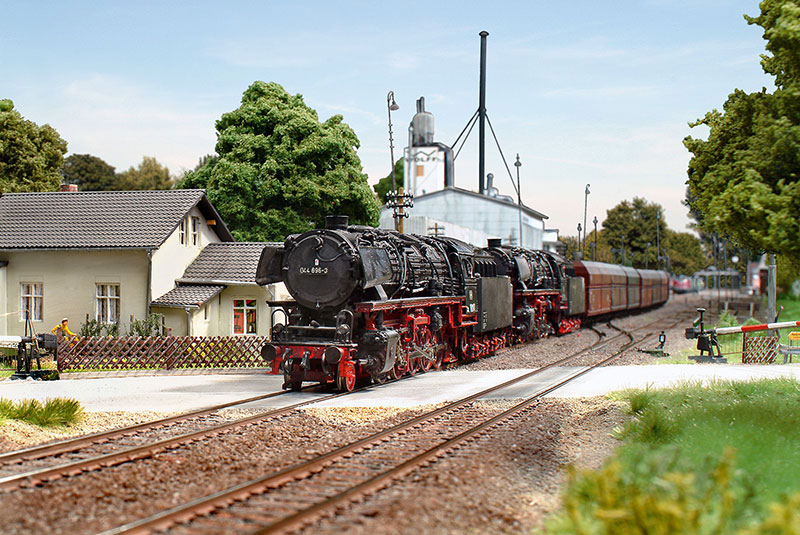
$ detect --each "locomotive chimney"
[487,238,502,248]
[325,215,349,230]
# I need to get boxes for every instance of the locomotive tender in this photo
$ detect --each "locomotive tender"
[256,215,668,392]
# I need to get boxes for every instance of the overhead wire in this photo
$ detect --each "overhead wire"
[486,114,519,197]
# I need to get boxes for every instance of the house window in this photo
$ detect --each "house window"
[203,305,209,320]
[96,284,120,324]
[233,299,257,335]
[20,283,43,321]
[191,217,200,246]
[179,218,186,245]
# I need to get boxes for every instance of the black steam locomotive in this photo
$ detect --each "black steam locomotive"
[257,215,666,391]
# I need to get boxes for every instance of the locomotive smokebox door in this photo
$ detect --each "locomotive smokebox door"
[477,276,513,332]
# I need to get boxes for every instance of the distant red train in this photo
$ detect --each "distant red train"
[257,217,669,391]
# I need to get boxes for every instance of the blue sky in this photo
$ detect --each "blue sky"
[1,1,774,235]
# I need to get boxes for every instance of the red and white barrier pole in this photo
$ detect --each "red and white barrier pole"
[715,320,800,336]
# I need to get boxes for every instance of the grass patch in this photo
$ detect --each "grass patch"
[0,398,83,427]
[545,378,800,534]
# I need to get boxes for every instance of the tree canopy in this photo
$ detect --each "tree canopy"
[62,153,116,191]
[116,156,173,190]
[685,0,800,262]
[373,158,404,203]
[602,197,666,268]
[179,81,380,241]
[0,99,67,193]
[559,197,707,275]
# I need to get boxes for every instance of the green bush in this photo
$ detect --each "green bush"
[546,379,800,534]
[0,397,83,427]
[127,314,163,337]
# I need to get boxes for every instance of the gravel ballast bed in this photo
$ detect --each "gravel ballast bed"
[0,297,702,534]
[0,399,627,535]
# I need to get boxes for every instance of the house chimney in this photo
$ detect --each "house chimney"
[60,184,78,192]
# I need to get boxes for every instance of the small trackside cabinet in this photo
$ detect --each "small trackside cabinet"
[477,276,513,332]
[567,277,586,316]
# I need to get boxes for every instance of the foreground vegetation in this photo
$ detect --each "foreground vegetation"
[0,398,83,427]
[544,378,800,534]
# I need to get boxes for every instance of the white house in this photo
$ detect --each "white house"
[0,189,283,338]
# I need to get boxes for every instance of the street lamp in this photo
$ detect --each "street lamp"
[656,211,661,270]
[515,154,523,247]
[582,184,590,256]
[577,223,582,259]
[387,91,400,229]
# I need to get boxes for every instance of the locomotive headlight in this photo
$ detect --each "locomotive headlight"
[262,344,279,362]
[324,346,343,365]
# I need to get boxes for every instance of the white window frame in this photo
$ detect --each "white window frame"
[232,298,258,335]
[191,216,200,247]
[20,282,43,322]
[179,218,187,245]
[95,283,121,324]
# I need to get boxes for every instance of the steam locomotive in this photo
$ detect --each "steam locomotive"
[256,215,668,392]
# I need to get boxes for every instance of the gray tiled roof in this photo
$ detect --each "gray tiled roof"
[0,189,233,249]
[179,242,281,284]
[152,285,225,308]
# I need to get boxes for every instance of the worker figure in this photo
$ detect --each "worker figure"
[52,318,77,341]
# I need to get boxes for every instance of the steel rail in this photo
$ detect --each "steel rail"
[261,317,695,535]
[99,325,636,535]
[256,328,644,535]
[0,388,304,465]
[0,324,603,485]
[0,387,355,492]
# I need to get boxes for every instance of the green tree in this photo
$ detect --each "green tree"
[116,156,173,190]
[602,198,665,268]
[179,81,379,241]
[62,153,116,191]
[0,99,67,193]
[685,0,800,263]
[665,230,707,275]
[373,158,404,203]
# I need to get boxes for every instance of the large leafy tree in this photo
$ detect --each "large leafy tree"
[116,156,173,190]
[0,99,67,193]
[685,0,800,262]
[602,197,666,268]
[179,81,379,241]
[62,153,116,191]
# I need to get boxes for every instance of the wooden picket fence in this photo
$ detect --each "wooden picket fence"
[56,335,272,372]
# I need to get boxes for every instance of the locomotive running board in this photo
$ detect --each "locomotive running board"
[354,296,465,311]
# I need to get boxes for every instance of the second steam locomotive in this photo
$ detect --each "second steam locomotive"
[256,215,668,392]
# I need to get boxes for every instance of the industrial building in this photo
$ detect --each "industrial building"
[379,97,556,251]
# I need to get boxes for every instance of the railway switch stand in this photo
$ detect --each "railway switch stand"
[685,307,728,364]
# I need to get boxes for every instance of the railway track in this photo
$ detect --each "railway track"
[0,387,354,490]
[0,326,604,492]
[97,319,665,535]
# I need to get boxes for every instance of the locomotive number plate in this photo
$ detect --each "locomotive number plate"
[299,266,329,275]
